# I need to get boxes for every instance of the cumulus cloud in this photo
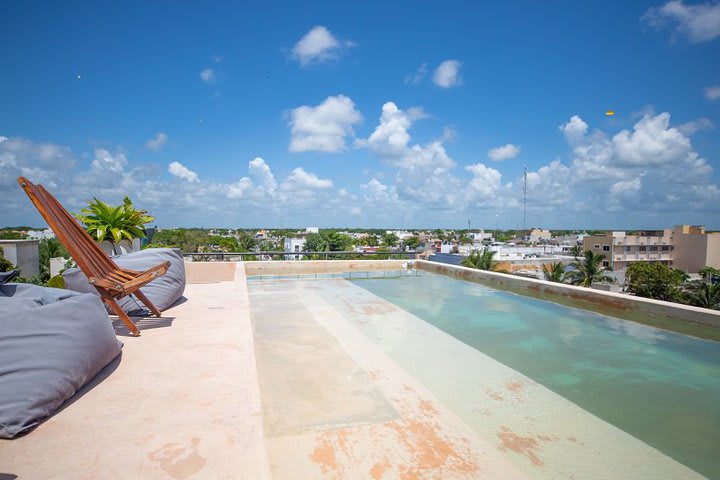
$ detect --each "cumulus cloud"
[363,102,455,171]
[291,26,353,66]
[200,68,215,83]
[560,115,589,145]
[610,178,642,196]
[643,0,720,43]
[488,144,520,162]
[168,161,198,182]
[282,167,333,190]
[91,148,127,173]
[433,60,462,88]
[404,62,428,85]
[289,95,362,152]
[146,132,168,151]
[561,112,718,214]
[705,85,720,100]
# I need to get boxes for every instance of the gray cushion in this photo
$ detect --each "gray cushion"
[63,248,186,316]
[0,283,122,438]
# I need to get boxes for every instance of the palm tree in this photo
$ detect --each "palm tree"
[565,251,613,287]
[569,245,583,258]
[689,282,720,310]
[542,262,566,283]
[461,249,498,271]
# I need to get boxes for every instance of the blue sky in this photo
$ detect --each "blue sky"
[1,1,719,229]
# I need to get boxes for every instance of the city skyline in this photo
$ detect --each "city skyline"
[2,1,720,229]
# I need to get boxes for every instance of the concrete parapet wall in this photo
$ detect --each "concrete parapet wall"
[416,260,720,341]
[185,261,237,283]
[244,259,409,276]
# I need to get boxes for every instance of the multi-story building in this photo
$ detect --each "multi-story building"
[673,225,720,273]
[583,225,720,274]
[283,236,307,260]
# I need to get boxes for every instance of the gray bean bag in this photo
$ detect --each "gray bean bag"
[0,283,122,438]
[63,248,186,316]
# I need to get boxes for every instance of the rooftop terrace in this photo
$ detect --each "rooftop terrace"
[1,260,718,479]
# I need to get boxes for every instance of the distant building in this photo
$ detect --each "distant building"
[0,239,40,277]
[673,225,720,273]
[582,225,720,274]
[284,236,307,260]
[528,228,551,243]
[468,231,493,242]
[305,227,319,234]
[26,228,55,240]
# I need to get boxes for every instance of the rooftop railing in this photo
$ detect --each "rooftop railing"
[182,250,419,261]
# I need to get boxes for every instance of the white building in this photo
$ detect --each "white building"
[468,231,493,242]
[26,228,55,240]
[284,237,307,260]
[305,227,319,234]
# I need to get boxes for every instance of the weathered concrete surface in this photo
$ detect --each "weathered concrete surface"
[249,279,529,480]
[0,264,271,480]
[313,279,704,480]
[245,259,409,276]
[418,260,720,341]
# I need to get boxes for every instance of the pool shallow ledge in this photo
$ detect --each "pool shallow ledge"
[416,259,720,342]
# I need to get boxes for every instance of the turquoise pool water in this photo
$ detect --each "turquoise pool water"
[350,272,720,479]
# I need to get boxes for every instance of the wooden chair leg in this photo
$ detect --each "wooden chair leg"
[104,298,141,336]
[133,290,162,317]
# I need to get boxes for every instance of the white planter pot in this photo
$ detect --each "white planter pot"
[100,238,141,256]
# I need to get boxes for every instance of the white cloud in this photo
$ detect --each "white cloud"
[433,60,462,88]
[91,148,127,173]
[248,157,276,194]
[364,102,455,171]
[488,144,521,162]
[466,163,504,199]
[404,62,428,85]
[561,112,719,215]
[291,26,353,66]
[168,161,199,182]
[612,113,692,166]
[643,0,720,43]
[610,178,642,196]
[289,95,362,153]
[677,117,713,134]
[560,115,589,145]
[146,132,168,151]
[705,85,720,100]
[200,68,215,83]
[282,167,333,190]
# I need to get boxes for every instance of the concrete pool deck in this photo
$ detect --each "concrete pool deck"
[0,261,711,479]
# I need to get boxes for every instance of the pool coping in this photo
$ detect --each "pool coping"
[416,260,720,341]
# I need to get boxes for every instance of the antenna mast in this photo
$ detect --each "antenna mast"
[523,165,527,232]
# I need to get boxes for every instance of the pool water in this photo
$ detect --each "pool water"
[350,272,720,479]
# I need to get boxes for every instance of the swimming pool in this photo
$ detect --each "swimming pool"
[248,271,718,479]
[348,272,720,479]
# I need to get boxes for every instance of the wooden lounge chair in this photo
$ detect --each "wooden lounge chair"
[17,177,170,336]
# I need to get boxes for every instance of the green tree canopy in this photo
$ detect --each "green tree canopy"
[381,232,399,248]
[304,231,353,252]
[625,262,688,302]
[403,236,420,250]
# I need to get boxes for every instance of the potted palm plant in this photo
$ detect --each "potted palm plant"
[75,196,154,256]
